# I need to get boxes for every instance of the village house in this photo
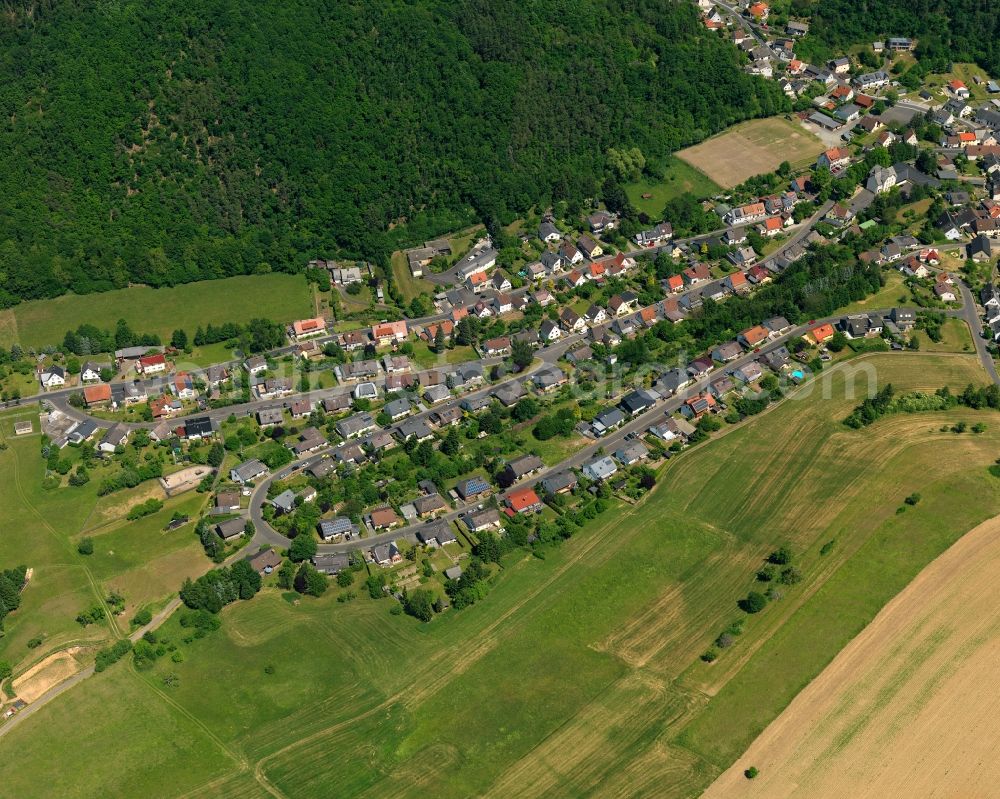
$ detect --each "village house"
[216,518,247,542]
[38,364,66,390]
[682,392,717,419]
[336,412,377,439]
[462,507,502,533]
[289,317,327,341]
[817,147,851,171]
[588,210,617,234]
[368,507,402,532]
[371,320,408,346]
[582,456,618,482]
[456,475,492,501]
[81,361,106,382]
[83,383,113,407]
[506,486,543,515]
[614,441,649,466]
[539,470,578,495]
[371,542,402,567]
[539,320,562,343]
[560,307,586,333]
[136,353,168,375]
[502,454,545,486]
[482,336,511,357]
[559,242,584,266]
[577,235,603,260]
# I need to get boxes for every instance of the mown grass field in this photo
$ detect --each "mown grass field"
[677,116,825,188]
[5,353,1000,799]
[625,158,721,217]
[0,273,313,349]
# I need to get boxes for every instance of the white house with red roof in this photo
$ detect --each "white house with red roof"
[136,353,167,375]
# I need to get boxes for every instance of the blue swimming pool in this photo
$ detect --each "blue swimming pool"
[791,369,804,380]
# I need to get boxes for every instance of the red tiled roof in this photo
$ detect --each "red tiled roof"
[507,487,541,512]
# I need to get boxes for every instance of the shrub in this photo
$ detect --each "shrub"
[131,608,153,627]
[700,649,718,663]
[77,537,94,556]
[767,546,792,565]
[778,567,802,585]
[94,640,132,672]
[744,766,759,779]
[739,591,767,614]
[755,566,775,582]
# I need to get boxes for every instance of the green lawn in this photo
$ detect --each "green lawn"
[625,158,721,217]
[527,431,590,466]
[836,270,910,314]
[410,341,477,369]
[914,316,974,353]
[390,251,436,304]
[0,273,313,350]
[5,353,1000,799]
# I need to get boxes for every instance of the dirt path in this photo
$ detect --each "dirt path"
[702,512,1000,799]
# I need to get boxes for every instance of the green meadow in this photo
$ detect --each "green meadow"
[0,273,313,349]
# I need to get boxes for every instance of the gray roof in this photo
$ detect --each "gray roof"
[505,454,544,479]
[383,398,411,418]
[615,441,649,463]
[319,517,356,539]
[540,471,578,494]
[397,417,433,440]
[336,412,376,438]
[583,456,618,480]
[493,381,526,406]
[216,518,247,539]
[270,489,297,513]
[313,553,350,574]
[593,407,625,430]
[417,518,456,545]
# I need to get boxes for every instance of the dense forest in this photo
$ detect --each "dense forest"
[0,0,789,306]
[794,0,1000,73]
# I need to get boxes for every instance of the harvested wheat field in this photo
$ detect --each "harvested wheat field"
[13,648,85,703]
[676,117,824,188]
[703,512,1000,799]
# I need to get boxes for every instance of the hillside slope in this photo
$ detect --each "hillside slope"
[796,0,1000,71]
[0,0,787,306]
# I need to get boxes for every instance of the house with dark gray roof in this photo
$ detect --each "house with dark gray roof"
[492,381,526,407]
[539,471,578,495]
[336,412,376,439]
[396,417,433,442]
[417,518,457,546]
[592,407,625,435]
[216,518,247,541]
[383,398,411,420]
[313,553,350,574]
